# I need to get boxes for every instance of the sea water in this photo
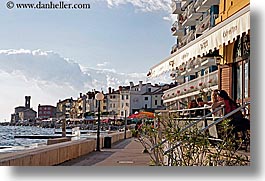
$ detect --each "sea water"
[0,125,55,147]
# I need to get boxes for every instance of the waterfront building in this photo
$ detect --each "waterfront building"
[38,104,56,120]
[84,91,96,117]
[118,81,171,117]
[105,87,120,119]
[147,0,250,112]
[74,93,87,119]
[56,98,75,120]
[11,96,37,123]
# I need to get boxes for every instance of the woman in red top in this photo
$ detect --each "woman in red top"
[217,90,243,119]
[216,90,250,139]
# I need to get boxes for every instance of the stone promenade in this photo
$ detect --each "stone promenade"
[58,138,151,166]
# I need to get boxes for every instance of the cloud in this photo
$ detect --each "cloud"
[0,49,149,121]
[96,61,110,67]
[105,0,171,13]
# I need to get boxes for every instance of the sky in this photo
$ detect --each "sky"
[0,0,176,121]
[0,0,175,73]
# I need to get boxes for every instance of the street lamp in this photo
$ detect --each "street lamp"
[95,92,104,151]
[124,106,128,139]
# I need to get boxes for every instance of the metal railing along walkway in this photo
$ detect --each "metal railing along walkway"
[151,102,250,152]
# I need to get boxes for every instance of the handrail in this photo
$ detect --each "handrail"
[178,105,224,133]
[200,102,250,133]
[151,102,250,151]
[169,105,212,112]
[164,141,182,155]
[150,105,218,151]
[164,102,250,155]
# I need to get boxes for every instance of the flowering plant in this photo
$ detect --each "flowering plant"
[198,82,204,87]
[190,86,195,89]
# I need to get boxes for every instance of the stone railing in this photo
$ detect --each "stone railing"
[0,131,132,166]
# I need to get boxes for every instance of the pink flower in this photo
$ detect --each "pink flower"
[198,82,203,86]
[177,90,181,94]
[190,86,194,89]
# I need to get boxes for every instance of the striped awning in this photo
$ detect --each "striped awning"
[148,5,250,79]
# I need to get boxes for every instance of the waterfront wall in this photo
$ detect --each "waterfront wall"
[0,130,132,166]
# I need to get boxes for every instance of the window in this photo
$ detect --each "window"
[144,97,148,101]
[113,104,115,108]
[113,95,116,99]
[121,111,124,116]
[126,103,129,106]
[126,95,129,99]
[122,95,124,100]
[236,64,243,100]
[155,100,158,105]
[244,62,249,98]
[110,104,112,108]
[148,88,151,92]
[145,104,147,109]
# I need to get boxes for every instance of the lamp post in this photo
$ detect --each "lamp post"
[95,92,104,151]
[124,106,128,139]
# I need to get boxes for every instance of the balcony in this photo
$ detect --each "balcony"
[170,56,217,81]
[195,14,211,35]
[171,21,184,37]
[181,0,194,9]
[201,0,220,6]
[170,44,178,54]
[180,30,195,47]
[200,57,217,69]
[163,71,218,101]
[186,59,197,75]
[171,1,184,14]
[182,2,201,26]
[187,2,202,21]
[196,0,220,12]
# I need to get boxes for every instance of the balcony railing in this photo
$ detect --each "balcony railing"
[195,14,211,35]
[187,2,202,21]
[171,21,184,37]
[182,2,201,26]
[196,0,220,12]
[170,44,178,54]
[201,0,220,6]
[179,29,195,47]
[163,70,218,101]
[181,0,194,9]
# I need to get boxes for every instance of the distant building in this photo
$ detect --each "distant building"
[38,104,56,120]
[56,98,75,120]
[11,96,37,123]
[105,87,120,118]
[118,81,171,117]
